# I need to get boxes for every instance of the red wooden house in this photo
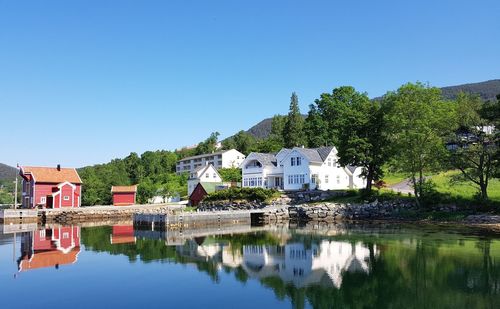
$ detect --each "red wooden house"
[111,185,137,206]
[18,226,81,271]
[19,165,82,209]
[189,182,226,206]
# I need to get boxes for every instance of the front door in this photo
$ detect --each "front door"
[275,177,281,189]
[46,196,54,209]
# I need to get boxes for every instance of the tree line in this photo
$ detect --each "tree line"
[79,82,498,207]
[223,83,499,207]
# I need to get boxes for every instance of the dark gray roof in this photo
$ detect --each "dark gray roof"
[317,146,334,161]
[293,146,334,164]
[346,165,358,173]
[247,152,277,167]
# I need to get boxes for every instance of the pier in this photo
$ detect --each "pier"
[0,209,38,224]
[133,206,289,229]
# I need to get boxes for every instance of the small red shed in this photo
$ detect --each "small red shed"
[111,185,137,206]
[189,182,225,206]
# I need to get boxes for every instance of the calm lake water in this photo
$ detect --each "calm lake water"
[0,222,499,309]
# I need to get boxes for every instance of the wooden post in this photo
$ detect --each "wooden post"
[14,165,18,210]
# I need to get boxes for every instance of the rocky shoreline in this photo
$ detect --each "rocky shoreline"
[199,198,500,226]
[34,198,500,229]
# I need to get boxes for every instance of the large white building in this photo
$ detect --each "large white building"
[176,149,246,174]
[240,146,365,191]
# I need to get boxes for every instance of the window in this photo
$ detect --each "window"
[40,196,46,204]
[63,196,70,201]
[337,175,341,184]
[291,157,296,166]
[63,232,69,239]
[296,157,302,166]
[205,173,209,178]
[327,158,332,167]
[213,173,217,178]
[325,175,329,183]
[39,230,46,238]
[244,177,262,187]
[312,174,318,184]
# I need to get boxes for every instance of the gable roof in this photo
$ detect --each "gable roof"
[289,146,334,164]
[346,165,358,174]
[111,185,137,193]
[20,166,82,184]
[245,152,277,167]
[191,164,221,179]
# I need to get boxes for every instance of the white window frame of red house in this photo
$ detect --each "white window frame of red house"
[64,196,70,201]
[40,196,46,204]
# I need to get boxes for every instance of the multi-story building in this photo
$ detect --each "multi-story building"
[176,149,245,174]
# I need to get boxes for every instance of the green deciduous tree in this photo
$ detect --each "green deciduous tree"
[335,88,389,194]
[283,92,306,148]
[384,82,457,207]
[304,104,328,148]
[218,168,242,182]
[450,93,498,201]
[196,132,220,155]
[222,130,256,155]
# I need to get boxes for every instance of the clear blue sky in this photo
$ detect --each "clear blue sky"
[1,0,499,168]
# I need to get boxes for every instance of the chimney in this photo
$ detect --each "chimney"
[57,164,61,171]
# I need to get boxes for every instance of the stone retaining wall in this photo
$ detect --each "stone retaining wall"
[41,206,176,224]
[289,200,417,221]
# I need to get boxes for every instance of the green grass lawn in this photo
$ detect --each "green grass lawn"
[381,172,407,186]
[383,170,500,203]
[430,170,500,202]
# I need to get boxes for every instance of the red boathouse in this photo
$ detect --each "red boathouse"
[19,165,82,209]
[111,185,137,206]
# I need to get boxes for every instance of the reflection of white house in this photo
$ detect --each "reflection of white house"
[176,149,246,174]
[187,164,223,196]
[241,147,365,191]
[241,241,376,289]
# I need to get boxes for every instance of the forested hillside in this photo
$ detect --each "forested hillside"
[0,163,16,181]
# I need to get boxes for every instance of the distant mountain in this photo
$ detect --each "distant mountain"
[440,79,500,101]
[0,163,16,181]
[244,79,500,139]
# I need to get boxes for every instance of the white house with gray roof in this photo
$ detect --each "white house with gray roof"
[187,164,222,196]
[240,146,365,191]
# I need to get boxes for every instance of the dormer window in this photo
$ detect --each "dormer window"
[291,157,296,166]
[296,157,302,166]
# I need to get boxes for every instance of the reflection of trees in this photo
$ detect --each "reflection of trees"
[81,226,500,309]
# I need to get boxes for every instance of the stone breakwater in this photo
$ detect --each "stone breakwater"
[41,205,177,224]
[289,200,417,221]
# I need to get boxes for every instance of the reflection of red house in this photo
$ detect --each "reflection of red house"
[111,185,137,206]
[110,225,136,244]
[20,165,82,209]
[18,226,80,271]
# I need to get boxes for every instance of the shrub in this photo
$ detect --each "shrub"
[203,187,279,203]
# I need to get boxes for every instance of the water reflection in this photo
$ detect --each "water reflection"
[1,223,498,308]
[17,226,80,271]
[241,242,376,288]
